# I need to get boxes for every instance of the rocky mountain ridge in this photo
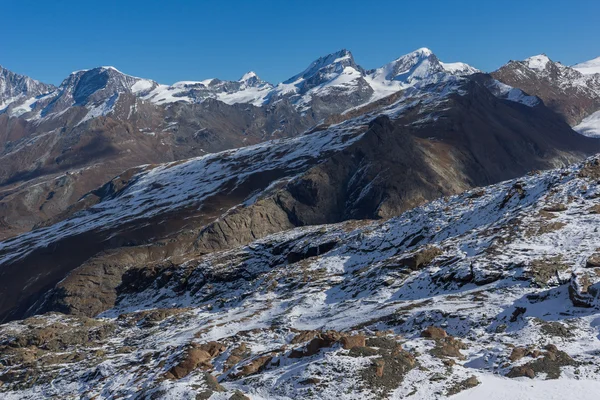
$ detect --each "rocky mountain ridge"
[492,54,600,137]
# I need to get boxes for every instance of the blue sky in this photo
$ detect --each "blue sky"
[2,0,599,85]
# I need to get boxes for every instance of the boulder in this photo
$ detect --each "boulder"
[399,246,443,271]
[341,335,366,350]
[166,346,212,379]
[421,326,447,339]
[233,355,272,378]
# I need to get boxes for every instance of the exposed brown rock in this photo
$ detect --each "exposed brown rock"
[446,376,480,396]
[224,343,250,371]
[421,326,448,339]
[341,335,366,350]
[529,256,570,286]
[195,372,226,400]
[233,355,273,378]
[492,58,600,126]
[5,314,114,352]
[299,377,321,385]
[358,344,417,398]
[399,246,443,271]
[166,346,213,380]
[289,330,342,358]
[229,390,250,400]
[579,159,600,180]
[586,254,600,268]
[507,365,535,379]
[430,337,467,360]
[588,204,600,214]
[290,330,319,344]
[569,268,600,307]
[197,341,227,358]
[542,203,567,212]
[507,345,576,380]
[509,347,527,362]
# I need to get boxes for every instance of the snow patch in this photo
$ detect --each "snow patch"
[574,109,600,137]
[573,56,600,75]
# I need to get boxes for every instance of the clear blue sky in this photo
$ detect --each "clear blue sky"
[1,0,599,85]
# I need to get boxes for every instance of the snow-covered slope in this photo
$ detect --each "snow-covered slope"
[0,117,367,266]
[573,56,600,75]
[574,109,600,137]
[143,71,274,106]
[4,155,600,399]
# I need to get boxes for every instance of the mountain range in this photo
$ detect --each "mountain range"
[2,47,600,399]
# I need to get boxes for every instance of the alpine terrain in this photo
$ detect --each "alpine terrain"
[1,46,600,399]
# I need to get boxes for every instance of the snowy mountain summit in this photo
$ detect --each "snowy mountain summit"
[0,47,479,122]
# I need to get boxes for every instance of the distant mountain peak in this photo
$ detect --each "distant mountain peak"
[283,49,360,85]
[524,54,552,71]
[240,71,258,81]
[413,47,434,56]
[0,64,55,113]
[238,71,268,87]
[370,47,443,83]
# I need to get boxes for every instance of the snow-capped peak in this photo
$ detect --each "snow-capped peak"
[238,71,268,88]
[440,61,480,75]
[413,47,434,56]
[240,71,258,82]
[368,47,443,84]
[0,64,56,114]
[283,49,360,85]
[57,66,157,106]
[573,56,600,75]
[524,54,551,71]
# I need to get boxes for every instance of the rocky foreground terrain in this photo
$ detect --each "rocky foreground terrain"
[3,153,600,399]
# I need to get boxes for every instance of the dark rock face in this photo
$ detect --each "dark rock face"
[72,69,111,105]
[507,344,577,379]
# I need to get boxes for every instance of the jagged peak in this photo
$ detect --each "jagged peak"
[283,49,360,84]
[240,71,259,82]
[370,47,443,82]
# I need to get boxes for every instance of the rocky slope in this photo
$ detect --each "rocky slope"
[492,54,600,136]
[4,154,600,399]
